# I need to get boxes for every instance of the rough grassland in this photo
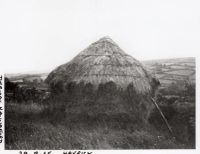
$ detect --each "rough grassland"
[5,102,193,150]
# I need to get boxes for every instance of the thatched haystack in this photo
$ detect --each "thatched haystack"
[46,37,160,123]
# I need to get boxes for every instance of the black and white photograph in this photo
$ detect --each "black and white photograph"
[0,0,199,152]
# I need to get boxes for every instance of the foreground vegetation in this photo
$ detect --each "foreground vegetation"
[5,103,191,149]
[5,80,195,149]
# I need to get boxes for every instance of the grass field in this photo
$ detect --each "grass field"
[5,100,195,149]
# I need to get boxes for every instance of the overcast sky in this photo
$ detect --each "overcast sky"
[0,0,200,73]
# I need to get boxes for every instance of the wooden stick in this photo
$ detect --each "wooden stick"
[151,97,173,134]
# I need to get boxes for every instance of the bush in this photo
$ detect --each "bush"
[159,80,195,98]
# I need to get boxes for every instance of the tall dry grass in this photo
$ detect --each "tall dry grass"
[5,100,194,150]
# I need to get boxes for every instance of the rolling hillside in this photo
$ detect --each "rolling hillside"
[142,57,195,87]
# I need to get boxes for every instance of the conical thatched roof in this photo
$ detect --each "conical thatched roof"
[46,37,158,94]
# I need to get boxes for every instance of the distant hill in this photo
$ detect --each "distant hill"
[5,73,48,82]
[142,57,195,87]
[5,57,195,88]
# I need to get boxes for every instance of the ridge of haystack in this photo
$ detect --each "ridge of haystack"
[97,36,115,42]
[92,36,118,47]
[78,36,127,56]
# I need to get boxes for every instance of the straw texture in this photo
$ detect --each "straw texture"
[46,37,157,93]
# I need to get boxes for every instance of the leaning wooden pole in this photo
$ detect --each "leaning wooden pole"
[151,97,173,134]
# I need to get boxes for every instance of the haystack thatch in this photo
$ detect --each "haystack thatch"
[46,37,160,122]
